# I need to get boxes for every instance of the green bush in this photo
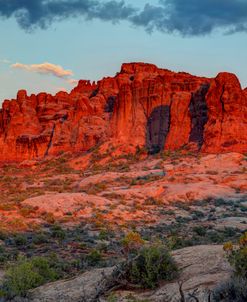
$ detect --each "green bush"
[191,210,205,220]
[98,229,110,240]
[51,224,66,240]
[13,234,28,246]
[193,226,207,236]
[32,232,49,244]
[86,249,102,266]
[127,245,178,289]
[1,256,57,298]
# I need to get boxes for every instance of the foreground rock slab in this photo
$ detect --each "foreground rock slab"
[13,245,231,302]
[138,245,232,302]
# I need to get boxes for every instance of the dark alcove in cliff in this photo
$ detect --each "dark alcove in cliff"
[105,96,116,113]
[146,105,170,154]
[189,83,210,148]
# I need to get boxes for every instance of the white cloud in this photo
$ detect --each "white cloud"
[67,78,78,85]
[11,62,73,79]
[0,59,11,64]
[56,86,68,92]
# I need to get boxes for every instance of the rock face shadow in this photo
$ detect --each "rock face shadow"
[146,105,170,154]
[189,83,210,148]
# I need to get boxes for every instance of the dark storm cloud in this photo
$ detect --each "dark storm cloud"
[131,0,247,36]
[0,0,247,35]
[0,0,136,30]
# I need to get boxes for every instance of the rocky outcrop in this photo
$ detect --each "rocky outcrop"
[0,63,246,161]
[0,81,112,161]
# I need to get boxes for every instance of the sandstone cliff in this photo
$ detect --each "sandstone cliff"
[0,63,246,161]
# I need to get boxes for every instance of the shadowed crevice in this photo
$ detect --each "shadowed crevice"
[45,124,56,157]
[104,96,116,113]
[146,105,170,154]
[189,84,210,148]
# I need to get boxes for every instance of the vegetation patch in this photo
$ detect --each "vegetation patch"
[126,244,178,289]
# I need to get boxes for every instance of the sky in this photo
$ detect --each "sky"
[0,0,247,103]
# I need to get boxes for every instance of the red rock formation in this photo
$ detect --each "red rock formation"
[0,63,246,161]
[244,88,247,98]
[202,73,247,153]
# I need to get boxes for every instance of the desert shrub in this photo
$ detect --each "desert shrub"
[131,174,164,186]
[144,197,163,206]
[212,233,247,301]
[175,216,191,223]
[174,202,190,211]
[50,224,66,240]
[206,170,218,175]
[207,230,224,243]
[126,245,178,289]
[193,226,207,236]
[0,203,14,211]
[107,293,150,302]
[239,205,247,212]
[224,232,247,279]
[98,229,111,240]
[44,253,73,277]
[0,246,10,264]
[41,211,55,224]
[166,232,193,250]
[13,234,28,246]
[0,232,7,240]
[32,232,49,245]
[1,256,57,298]
[19,205,37,218]
[86,249,102,266]
[121,232,144,254]
[107,293,118,302]
[223,227,239,239]
[214,198,229,206]
[191,210,205,220]
[213,277,247,302]
[125,294,151,302]
[82,182,107,194]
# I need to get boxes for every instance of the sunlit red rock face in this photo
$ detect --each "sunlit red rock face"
[0,63,246,161]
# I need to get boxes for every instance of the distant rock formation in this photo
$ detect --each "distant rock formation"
[0,62,246,161]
